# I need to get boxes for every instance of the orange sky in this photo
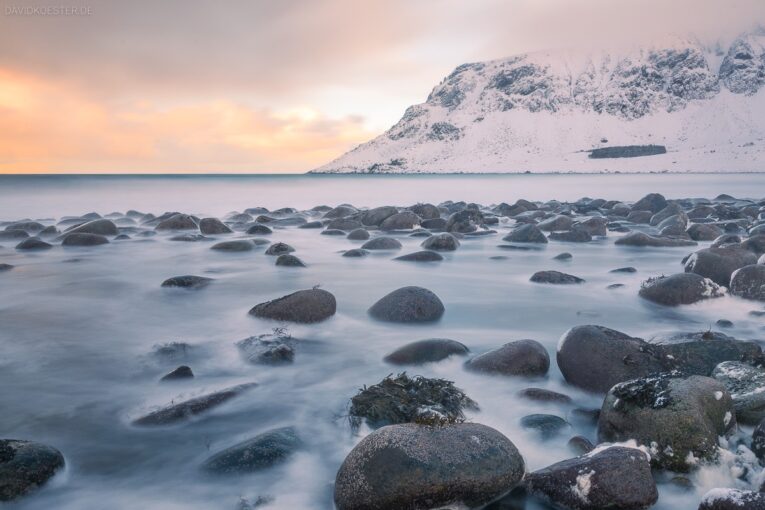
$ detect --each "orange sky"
[0,0,763,173]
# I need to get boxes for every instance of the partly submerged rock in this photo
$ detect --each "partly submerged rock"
[61,233,110,246]
[394,251,444,262]
[249,288,336,323]
[15,237,52,251]
[730,264,765,300]
[211,240,254,252]
[684,246,757,286]
[698,488,765,510]
[199,218,232,235]
[712,361,765,425]
[236,331,297,365]
[615,231,696,247]
[368,286,444,323]
[275,254,305,267]
[202,427,301,474]
[530,270,584,284]
[638,273,724,306]
[361,237,402,251]
[383,338,469,365]
[0,439,66,501]
[160,365,194,381]
[334,423,524,510]
[420,233,460,251]
[465,339,549,377]
[132,383,257,426]
[161,275,213,289]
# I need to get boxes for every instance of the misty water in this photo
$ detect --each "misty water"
[1,173,764,509]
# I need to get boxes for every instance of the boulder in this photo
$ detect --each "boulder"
[687,223,723,241]
[394,251,444,262]
[380,211,421,231]
[65,218,118,236]
[361,206,398,226]
[322,229,346,236]
[298,221,323,229]
[160,366,194,381]
[323,205,358,219]
[684,246,757,286]
[530,270,584,284]
[0,439,65,501]
[421,218,447,230]
[334,423,524,510]
[361,237,402,250]
[699,489,765,510]
[445,209,483,233]
[15,237,52,250]
[712,361,765,425]
[465,339,549,377]
[155,214,198,231]
[730,264,765,300]
[246,224,272,235]
[520,414,570,439]
[407,203,440,220]
[639,273,724,306]
[598,372,735,471]
[249,288,336,323]
[199,218,232,235]
[347,228,370,241]
[656,213,688,236]
[538,215,574,232]
[61,233,109,246]
[383,339,469,365]
[4,221,45,233]
[626,210,653,224]
[553,252,572,260]
[342,248,369,258]
[548,228,593,243]
[275,254,305,267]
[237,331,296,365]
[524,446,657,510]
[211,240,254,252]
[0,230,29,240]
[517,388,572,404]
[574,216,608,236]
[161,275,213,289]
[503,224,548,243]
[368,286,444,323]
[132,383,257,426]
[420,233,460,251]
[327,218,363,231]
[615,232,697,247]
[633,193,667,213]
[202,427,301,474]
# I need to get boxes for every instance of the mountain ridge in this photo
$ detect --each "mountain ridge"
[313,30,765,174]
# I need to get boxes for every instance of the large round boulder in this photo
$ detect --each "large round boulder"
[201,427,301,474]
[503,224,548,243]
[380,211,421,231]
[65,218,118,236]
[445,210,483,233]
[687,223,723,241]
[155,213,198,231]
[638,273,724,306]
[361,206,398,226]
[420,233,460,251]
[530,270,584,284]
[465,339,549,377]
[615,231,697,247]
[249,288,336,323]
[730,264,765,300]
[361,237,402,251]
[538,215,573,232]
[368,286,444,323]
[407,203,440,220]
[0,439,65,501]
[394,251,444,262]
[684,246,757,286]
[61,233,109,246]
[598,372,735,471]
[633,193,667,213]
[16,237,52,251]
[199,218,232,235]
[524,446,657,510]
[211,240,254,252]
[334,423,525,510]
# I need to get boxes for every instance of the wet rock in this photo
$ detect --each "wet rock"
[420,233,460,251]
[132,383,257,426]
[323,205,358,219]
[15,237,52,251]
[574,216,608,236]
[380,211,421,231]
[383,338,469,365]
[611,266,637,273]
[160,366,194,381]
[740,235,765,255]
[322,229,346,236]
[538,215,574,232]
[346,228,370,241]
[420,218,447,230]
[698,489,765,510]
[684,246,757,286]
[503,224,548,244]
[360,206,398,226]
[170,233,207,242]
[361,237,402,250]
[155,214,198,231]
[465,339,549,377]
[711,234,742,248]
[348,373,477,428]
[524,446,657,510]
[657,213,688,236]
[548,228,593,243]
[407,203,440,220]
[557,325,665,393]
[567,435,595,455]
[211,240,254,252]
[65,218,118,236]
[368,286,444,323]
[264,242,295,256]
[334,423,524,510]
[520,414,570,439]
[0,439,65,501]
[237,331,296,365]
[249,288,336,323]
[598,372,735,471]
[655,331,762,377]
[228,213,253,223]
[553,252,572,260]
[730,264,765,300]
[627,210,653,224]
[607,283,625,289]
[752,418,765,461]
[633,193,668,213]
[0,264,13,272]
[275,254,305,267]
[615,231,697,247]
[394,251,443,262]
[199,218,232,235]
[202,427,301,474]
[0,230,29,240]
[298,221,323,229]
[61,233,110,246]
[639,273,724,306]
[246,224,272,235]
[342,248,369,258]
[161,275,213,289]
[327,218,363,231]
[687,223,723,241]
[445,209,483,233]
[4,221,45,233]
[530,270,584,284]
[716,319,734,328]
[712,361,765,425]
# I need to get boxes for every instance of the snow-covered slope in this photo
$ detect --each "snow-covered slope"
[313,31,765,173]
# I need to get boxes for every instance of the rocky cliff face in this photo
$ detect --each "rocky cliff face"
[314,30,765,174]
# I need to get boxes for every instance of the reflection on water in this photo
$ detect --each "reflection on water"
[0,174,763,509]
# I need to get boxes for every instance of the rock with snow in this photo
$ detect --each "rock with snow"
[712,361,765,425]
[524,446,657,510]
[698,488,765,510]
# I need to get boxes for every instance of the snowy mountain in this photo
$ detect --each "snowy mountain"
[313,31,765,173]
